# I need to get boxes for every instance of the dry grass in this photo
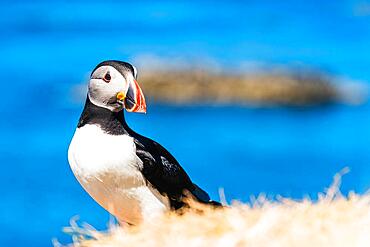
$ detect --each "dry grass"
[56,171,370,247]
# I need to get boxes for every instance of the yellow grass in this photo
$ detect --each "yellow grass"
[56,171,370,247]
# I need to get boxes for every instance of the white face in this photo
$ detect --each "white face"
[88,65,133,112]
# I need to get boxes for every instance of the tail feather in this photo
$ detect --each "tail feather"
[191,183,223,207]
[192,183,211,202]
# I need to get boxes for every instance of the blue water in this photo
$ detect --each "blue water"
[1,103,370,246]
[1,0,370,246]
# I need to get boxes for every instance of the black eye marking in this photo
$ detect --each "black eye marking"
[103,72,111,83]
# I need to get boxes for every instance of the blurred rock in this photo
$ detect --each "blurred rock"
[138,69,367,106]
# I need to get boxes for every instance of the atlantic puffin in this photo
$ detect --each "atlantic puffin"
[68,60,220,225]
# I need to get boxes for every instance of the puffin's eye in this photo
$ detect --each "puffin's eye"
[103,72,111,83]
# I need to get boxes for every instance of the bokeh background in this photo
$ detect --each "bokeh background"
[1,1,370,246]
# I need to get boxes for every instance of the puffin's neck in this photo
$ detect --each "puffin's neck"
[77,97,133,135]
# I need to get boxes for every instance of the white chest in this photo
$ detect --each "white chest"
[68,124,170,225]
[68,124,141,180]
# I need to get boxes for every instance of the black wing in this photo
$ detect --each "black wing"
[132,135,218,209]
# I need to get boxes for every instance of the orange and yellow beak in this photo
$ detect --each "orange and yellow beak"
[117,79,146,113]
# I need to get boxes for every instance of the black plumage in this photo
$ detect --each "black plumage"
[78,97,221,209]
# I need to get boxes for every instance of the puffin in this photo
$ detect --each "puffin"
[68,60,221,225]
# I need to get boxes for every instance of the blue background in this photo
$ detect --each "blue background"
[1,1,370,246]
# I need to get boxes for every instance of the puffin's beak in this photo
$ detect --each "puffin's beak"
[117,79,147,113]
